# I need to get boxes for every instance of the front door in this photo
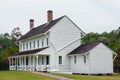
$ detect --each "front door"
[46,56,49,65]
[26,57,29,65]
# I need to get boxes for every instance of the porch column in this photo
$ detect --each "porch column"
[10,58,12,69]
[19,57,21,66]
[18,57,20,70]
[22,57,23,66]
[29,56,31,66]
[11,58,13,66]
[9,58,11,66]
[21,57,23,69]
[19,57,21,70]
[15,57,17,70]
[24,56,26,70]
[29,56,31,70]
[36,55,38,71]
[8,58,11,70]
[16,57,18,70]
[33,56,35,70]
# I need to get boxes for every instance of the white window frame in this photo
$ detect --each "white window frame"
[83,55,86,63]
[74,56,76,64]
[59,56,62,64]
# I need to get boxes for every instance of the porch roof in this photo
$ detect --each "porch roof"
[68,42,101,55]
[12,47,48,56]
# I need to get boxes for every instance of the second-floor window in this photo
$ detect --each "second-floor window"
[42,39,44,47]
[33,41,35,48]
[23,43,25,50]
[26,43,28,50]
[37,40,39,48]
[19,44,22,51]
[30,42,31,49]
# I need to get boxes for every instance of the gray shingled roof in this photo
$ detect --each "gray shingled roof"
[12,47,48,56]
[68,42,101,55]
[18,16,65,41]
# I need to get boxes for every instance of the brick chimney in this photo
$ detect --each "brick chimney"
[30,19,34,30]
[47,10,53,22]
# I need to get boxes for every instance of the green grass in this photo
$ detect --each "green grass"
[0,71,57,80]
[1,71,120,80]
[52,73,120,80]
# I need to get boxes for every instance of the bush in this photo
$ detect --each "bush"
[0,62,9,70]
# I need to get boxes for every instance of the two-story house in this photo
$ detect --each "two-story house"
[8,10,117,75]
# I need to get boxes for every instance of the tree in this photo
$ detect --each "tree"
[11,27,22,40]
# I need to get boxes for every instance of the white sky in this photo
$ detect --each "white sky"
[0,0,120,34]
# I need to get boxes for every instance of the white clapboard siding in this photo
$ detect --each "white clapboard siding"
[46,16,83,71]
[90,43,113,74]
[19,34,49,51]
[70,54,89,73]
[36,47,57,71]
[49,16,82,51]
[57,40,80,71]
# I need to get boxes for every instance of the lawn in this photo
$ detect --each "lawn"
[52,73,120,80]
[1,71,120,80]
[0,71,57,80]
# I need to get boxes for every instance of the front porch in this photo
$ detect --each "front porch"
[8,55,50,72]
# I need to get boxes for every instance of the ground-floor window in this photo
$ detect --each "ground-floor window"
[83,55,86,63]
[59,56,62,64]
[46,56,49,65]
[74,56,76,64]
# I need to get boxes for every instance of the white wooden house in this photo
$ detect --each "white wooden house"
[8,10,117,75]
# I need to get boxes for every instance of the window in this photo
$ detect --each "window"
[59,56,62,64]
[83,55,86,63]
[46,38,49,46]
[23,43,25,50]
[26,57,29,65]
[33,41,35,48]
[37,40,39,48]
[42,39,44,47]
[30,42,31,49]
[46,56,49,65]
[26,43,28,50]
[74,56,76,64]
[19,44,22,50]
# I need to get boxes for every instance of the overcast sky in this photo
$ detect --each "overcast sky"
[0,0,120,34]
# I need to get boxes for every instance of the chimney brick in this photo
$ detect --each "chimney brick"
[30,19,34,30]
[47,10,53,22]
